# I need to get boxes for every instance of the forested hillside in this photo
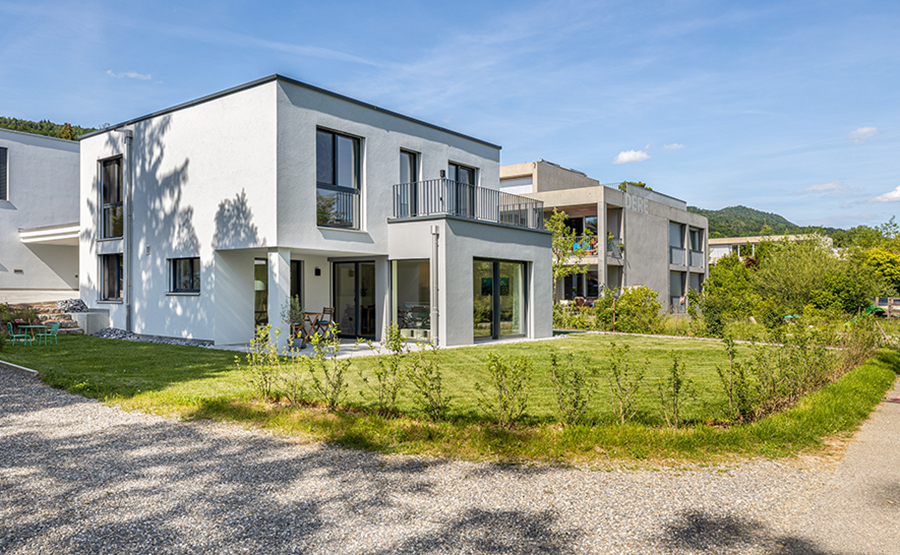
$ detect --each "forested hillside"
[0,117,96,141]
[687,205,802,238]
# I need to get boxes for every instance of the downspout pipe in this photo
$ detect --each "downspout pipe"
[430,224,440,347]
[116,128,134,332]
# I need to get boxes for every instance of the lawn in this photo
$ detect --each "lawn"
[2,333,897,464]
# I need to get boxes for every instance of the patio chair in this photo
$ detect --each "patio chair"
[35,322,60,345]
[310,307,335,338]
[6,322,32,346]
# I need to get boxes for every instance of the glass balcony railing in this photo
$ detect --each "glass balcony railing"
[689,249,705,268]
[669,246,686,265]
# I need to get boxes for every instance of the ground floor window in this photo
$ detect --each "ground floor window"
[334,261,376,337]
[670,271,686,313]
[254,259,267,326]
[391,259,430,340]
[170,257,200,293]
[101,253,123,301]
[474,259,526,340]
[689,272,702,294]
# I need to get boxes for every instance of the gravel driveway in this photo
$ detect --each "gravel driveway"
[1,365,896,554]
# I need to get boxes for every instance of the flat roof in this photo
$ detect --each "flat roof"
[80,74,501,149]
[0,127,79,145]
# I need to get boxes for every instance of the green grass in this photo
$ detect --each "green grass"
[2,334,897,464]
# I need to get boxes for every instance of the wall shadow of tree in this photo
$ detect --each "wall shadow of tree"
[213,190,262,249]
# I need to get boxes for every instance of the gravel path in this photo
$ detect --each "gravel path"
[1,365,895,554]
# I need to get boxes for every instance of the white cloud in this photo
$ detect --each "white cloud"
[804,179,845,195]
[106,70,152,80]
[662,143,684,150]
[848,126,878,143]
[613,148,650,164]
[869,185,900,203]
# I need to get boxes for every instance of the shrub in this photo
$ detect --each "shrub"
[360,324,407,415]
[548,352,598,426]
[405,342,451,421]
[305,323,353,410]
[475,353,533,427]
[235,324,281,399]
[606,342,647,424]
[656,351,695,428]
[716,337,753,422]
[613,286,663,334]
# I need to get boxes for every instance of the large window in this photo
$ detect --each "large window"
[474,259,526,340]
[100,157,123,239]
[170,257,200,293]
[0,147,7,201]
[316,129,360,229]
[448,162,476,185]
[448,162,477,217]
[392,260,430,339]
[398,150,419,218]
[101,254,123,301]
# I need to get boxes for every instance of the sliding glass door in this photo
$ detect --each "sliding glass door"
[333,261,376,338]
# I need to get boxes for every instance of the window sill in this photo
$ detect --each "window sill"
[318,226,367,234]
[166,292,200,296]
[97,237,123,242]
[96,300,123,304]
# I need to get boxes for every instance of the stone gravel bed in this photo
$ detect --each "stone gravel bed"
[0,366,840,554]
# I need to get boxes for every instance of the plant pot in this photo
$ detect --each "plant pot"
[400,328,413,338]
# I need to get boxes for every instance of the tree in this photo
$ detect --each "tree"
[618,181,651,191]
[546,209,594,302]
[863,248,900,293]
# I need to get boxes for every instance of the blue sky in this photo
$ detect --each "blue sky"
[2,0,898,228]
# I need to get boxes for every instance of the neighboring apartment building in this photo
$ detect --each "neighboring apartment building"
[0,128,80,304]
[79,75,552,347]
[708,234,835,264]
[500,160,708,313]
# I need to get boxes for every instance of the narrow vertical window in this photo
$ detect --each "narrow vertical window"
[101,253,123,301]
[399,150,418,217]
[0,147,7,201]
[316,129,360,229]
[100,157,123,239]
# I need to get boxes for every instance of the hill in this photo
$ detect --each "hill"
[687,205,802,238]
[0,116,96,141]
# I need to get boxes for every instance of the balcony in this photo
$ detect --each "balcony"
[392,179,544,230]
[572,235,599,256]
[669,246,686,265]
[607,236,623,259]
[689,249,705,268]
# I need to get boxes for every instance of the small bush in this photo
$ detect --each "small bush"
[405,342,451,421]
[606,342,647,424]
[716,337,753,422]
[475,353,533,427]
[305,323,352,410]
[656,351,695,428]
[548,352,598,426]
[360,324,407,415]
[235,324,281,400]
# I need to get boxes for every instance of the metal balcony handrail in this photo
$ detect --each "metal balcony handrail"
[392,179,544,230]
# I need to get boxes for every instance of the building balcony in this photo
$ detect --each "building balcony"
[669,246,686,265]
[607,236,623,259]
[689,249,705,268]
[392,179,544,230]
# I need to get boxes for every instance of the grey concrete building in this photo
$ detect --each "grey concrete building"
[501,160,708,313]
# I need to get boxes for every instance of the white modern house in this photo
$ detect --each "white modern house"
[79,75,552,347]
[0,128,80,304]
[501,160,708,312]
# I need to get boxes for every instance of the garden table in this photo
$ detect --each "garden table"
[18,325,47,344]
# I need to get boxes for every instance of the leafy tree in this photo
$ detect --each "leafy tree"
[546,209,594,302]
[863,248,900,294]
[618,181,651,191]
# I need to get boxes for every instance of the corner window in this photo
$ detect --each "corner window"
[101,253,123,301]
[0,147,7,201]
[316,129,360,229]
[171,257,200,293]
[100,157,123,239]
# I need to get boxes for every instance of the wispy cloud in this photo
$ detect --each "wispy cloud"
[107,69,152,80]
[613,147,650,164]
[663,143,684,150]
[804,179,846,195]
[869,185,900,203]
[848,126,878,143]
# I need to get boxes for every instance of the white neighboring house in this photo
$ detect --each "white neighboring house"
[0,128,80,304]
[708,234,835,264]
[79,75,552,347]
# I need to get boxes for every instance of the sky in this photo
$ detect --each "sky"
[2,0,899,229]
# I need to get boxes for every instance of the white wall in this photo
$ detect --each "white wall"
[0,129,79,301]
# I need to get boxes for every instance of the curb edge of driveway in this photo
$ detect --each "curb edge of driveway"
[0,359,39,378]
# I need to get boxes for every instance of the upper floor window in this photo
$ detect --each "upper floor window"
[448,162,476,185]
[400,150,418,184]
[171,257,201,293]
[316,129,360,229]
[100,157,123,239]
[669,222,685,248]
[689,228,703,251]
[0,147,7,201]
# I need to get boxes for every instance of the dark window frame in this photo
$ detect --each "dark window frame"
[0,147,8,201]
[170,257,201,293]
[100,156,124,239]
[100,253,123,301]
[316,128,361,229]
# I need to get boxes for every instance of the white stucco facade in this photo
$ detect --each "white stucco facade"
[79,75,552,346]
[0,128,80,304]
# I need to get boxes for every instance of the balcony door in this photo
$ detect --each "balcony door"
[334,261,376,338]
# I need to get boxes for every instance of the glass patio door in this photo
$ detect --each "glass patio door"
[474,259,526,340]
[333,261,376,338]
